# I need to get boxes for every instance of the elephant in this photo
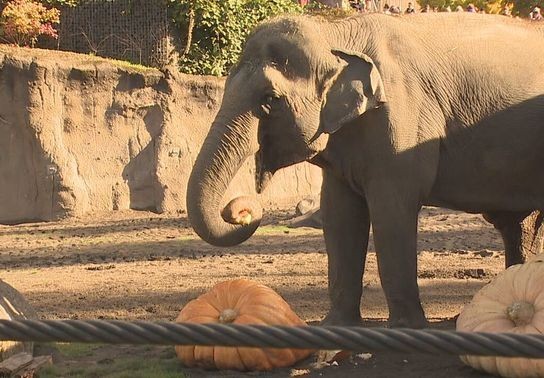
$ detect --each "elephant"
[187,13,544,328]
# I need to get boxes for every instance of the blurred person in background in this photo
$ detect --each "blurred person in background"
[530,6,543,20]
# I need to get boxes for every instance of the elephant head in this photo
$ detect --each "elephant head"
[187,16,387,247]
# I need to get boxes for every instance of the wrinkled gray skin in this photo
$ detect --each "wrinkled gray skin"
[187,13,544,328]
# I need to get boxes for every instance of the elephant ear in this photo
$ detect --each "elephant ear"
[320,49,387,134]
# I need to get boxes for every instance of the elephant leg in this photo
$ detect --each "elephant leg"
[320,171,370,326]
[483,210,544,268]
[522,211,544,258]
[368,185,427,329]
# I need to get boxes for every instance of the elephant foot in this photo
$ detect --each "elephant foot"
[387,300,428,328]
[321,310,363,327]
[388,313,429,329]
[283,208,323,229]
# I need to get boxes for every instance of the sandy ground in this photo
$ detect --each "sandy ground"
[0,207,504,377]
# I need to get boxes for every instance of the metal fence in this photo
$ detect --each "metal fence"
[3,319,544,358]
[59,0,171,68]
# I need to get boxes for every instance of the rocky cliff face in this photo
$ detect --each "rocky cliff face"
[0,46,321,224]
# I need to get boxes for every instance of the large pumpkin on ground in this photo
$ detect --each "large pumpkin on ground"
[456,256,544,377]
[175,279,312,371]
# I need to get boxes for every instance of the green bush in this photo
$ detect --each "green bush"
[169,0,303,76]
[0,0,77,47]
[42,0,78,6]
[0,0,60,46]
[304,0,357,19]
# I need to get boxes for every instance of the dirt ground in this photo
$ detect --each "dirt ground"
[0,207,504,377]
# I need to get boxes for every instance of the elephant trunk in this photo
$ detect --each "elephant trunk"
[187,113,262,247]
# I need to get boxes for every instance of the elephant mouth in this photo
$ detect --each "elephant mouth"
[255,150,275,194]
[255,146,321,194]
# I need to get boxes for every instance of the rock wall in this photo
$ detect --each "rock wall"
[0,46,322,224]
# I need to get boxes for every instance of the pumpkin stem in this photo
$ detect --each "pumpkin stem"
[219,309,238,324]
[506,301,535,326]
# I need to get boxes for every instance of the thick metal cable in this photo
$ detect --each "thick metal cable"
[1,319,544,357]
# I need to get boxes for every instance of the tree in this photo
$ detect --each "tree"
[0,0,60,47]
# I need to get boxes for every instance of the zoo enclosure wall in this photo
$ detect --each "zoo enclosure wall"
[0,47,322,224]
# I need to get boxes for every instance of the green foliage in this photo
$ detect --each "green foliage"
[169,0,303,76]
[509,0,540,16]
[415,0,452,10]
[304,0,357,19]
[42,0,78,6]
[0,0,77,9]
[39,343,184,378]
[53,342,103,357]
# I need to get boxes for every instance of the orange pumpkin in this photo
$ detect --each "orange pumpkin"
[175,279,312,371]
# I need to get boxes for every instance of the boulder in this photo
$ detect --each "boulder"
[295,196,320,217]
[0,280,37,360]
